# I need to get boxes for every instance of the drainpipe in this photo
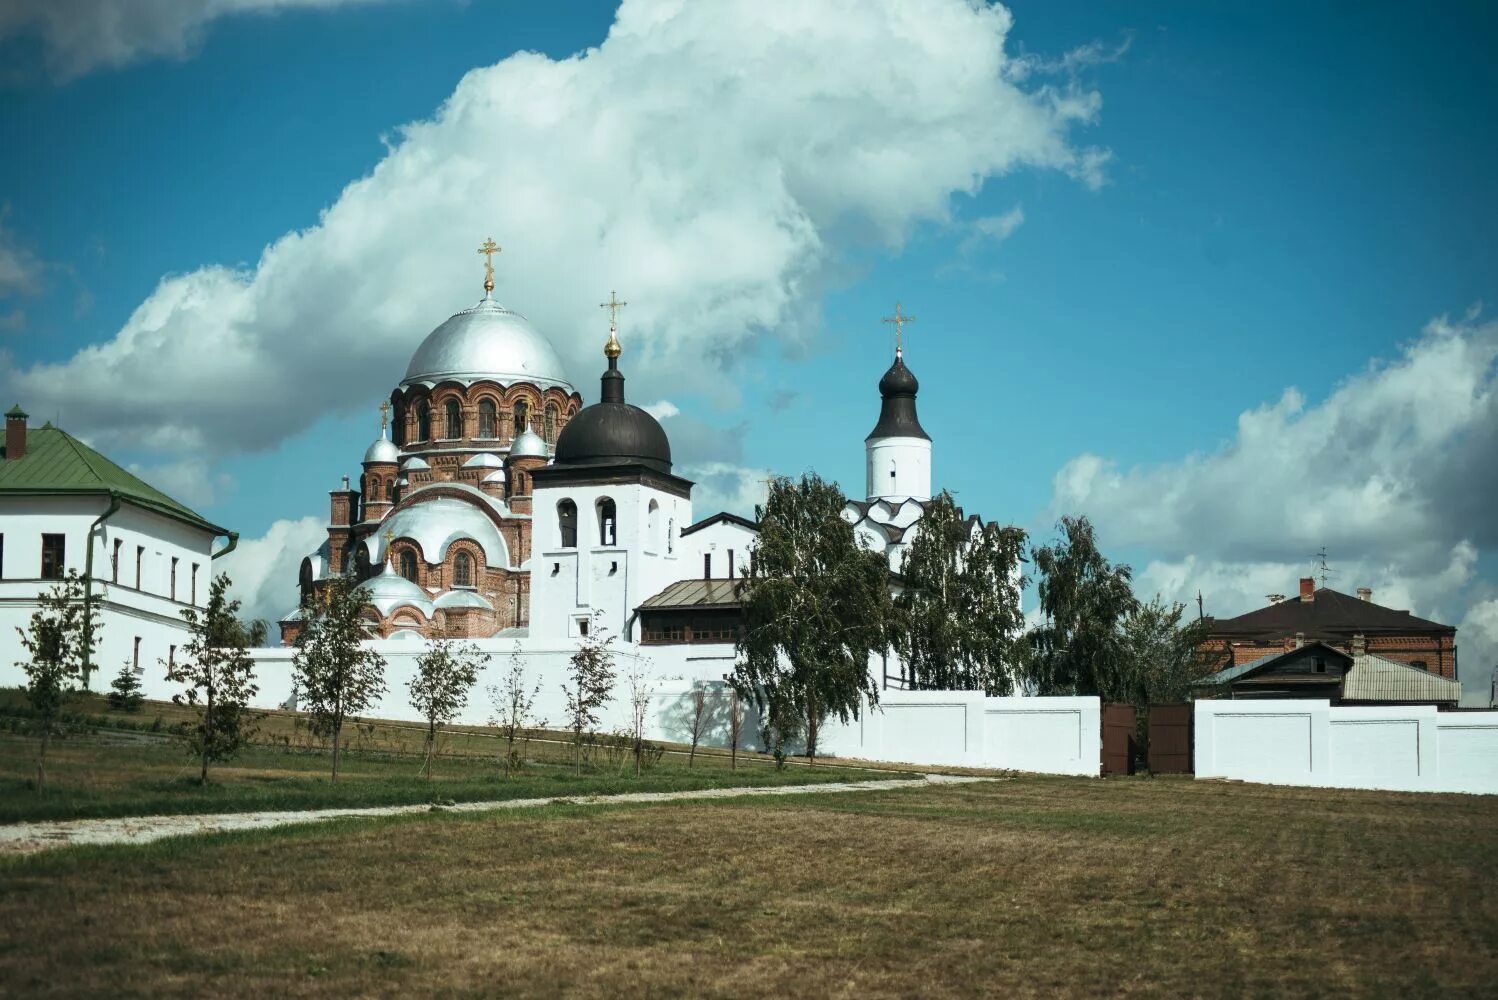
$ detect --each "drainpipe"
[81,491,123,689]
[212,531,240,561]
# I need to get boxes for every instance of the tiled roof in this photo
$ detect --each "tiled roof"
[637,578,745,611]
[1208,588,1453,638]
[0,425,228,536]
[1342,654,1461,704]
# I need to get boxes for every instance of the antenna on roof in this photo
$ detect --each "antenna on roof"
[1311,547,1336,589]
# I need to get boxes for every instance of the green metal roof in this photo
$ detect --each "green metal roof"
[0,425,228,536]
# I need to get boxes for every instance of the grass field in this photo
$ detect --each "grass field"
[2,776,1494,997]
[0,689,895,824]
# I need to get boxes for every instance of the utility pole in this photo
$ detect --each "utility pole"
[1196,590,1205,623]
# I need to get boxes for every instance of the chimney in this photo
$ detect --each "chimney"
[1294,632,1305,649]
[1357,587,1372,602]
[4,404,27,461]
[1299,577,1315,603]
[1351,633,1367,656]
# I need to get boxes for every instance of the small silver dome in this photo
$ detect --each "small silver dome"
[509,427,549,459]
[482,468,506,484]
[364,436,400,464]
[402,298,574,391]
[434,590,493,612]
[358,564,434,618]
[462,452,505,469]
[401,456,430,471]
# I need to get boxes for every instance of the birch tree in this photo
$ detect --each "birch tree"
[563,616,616,773]
[623,662,657,777]
[291,576,387,782]
[16,570,99,791]
[408,638,487,780]
[170,573,260,784]
[488,643,544,776]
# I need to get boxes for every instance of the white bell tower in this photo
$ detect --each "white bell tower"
[864,303,931,502]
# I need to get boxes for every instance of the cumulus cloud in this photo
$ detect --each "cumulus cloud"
[216,515,325,626]
[126,458,234,511]
[6,0,1106,465]
[0,219,43,331]
[685,461,771,522]
[0,0,394,81]
[1050,311,1498,705]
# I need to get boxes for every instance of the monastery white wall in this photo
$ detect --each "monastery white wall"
[820,690,1101,776]
[0,495,220,686]
[1194,700,1498,795]
[677,519,757,579]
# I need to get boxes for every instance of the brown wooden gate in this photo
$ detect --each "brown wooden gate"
[1147,703,1194,774]
[1101,703,1136,776]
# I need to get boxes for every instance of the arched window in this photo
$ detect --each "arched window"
[544,403,559,443]
[478,399,497,438]
[385,477,395,501]
[398,549,419,583]
[453,551,473,587]
[392,404,405,445]
[597,497,617,547]
[513,399,530,436]
[647,500,659,548]
[557,499,578,548]
[298,558,313,600]
[667,518,674,554]
[416,402,431,442]
[444,399,462,440]
[355,545,371,578]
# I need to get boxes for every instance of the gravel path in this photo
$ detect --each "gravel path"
[0,774,990,856]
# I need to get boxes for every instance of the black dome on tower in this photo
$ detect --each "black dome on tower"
[866,353,929,441]
[552,335,672,475]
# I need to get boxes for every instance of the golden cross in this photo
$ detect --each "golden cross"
[378,400,390,433]
[477,238,501,294]
[882,302,914,355]
[383,527,395,565]
[599,289,627,331]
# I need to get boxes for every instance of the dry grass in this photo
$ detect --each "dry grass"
[1,777,1494,997]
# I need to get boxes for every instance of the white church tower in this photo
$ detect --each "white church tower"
[864,303,931,503]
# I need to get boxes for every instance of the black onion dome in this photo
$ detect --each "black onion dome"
[553,356,672,474]
[866,354,930,441]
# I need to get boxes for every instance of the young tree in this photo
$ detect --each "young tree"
[16,570,100,790]
[623,662,657,777]
[291,576,387,782]
[408,638,487,780]
[1021,515,1139,699]
[106,659,144,712]
[727,685,744,771]
[488,643,544,776]
[897,490,1027,693]
[734,472,891,765]
[1121,596,1214,706]
[563,615,616,773]
[169,573,260,784]
[684,683,712,768]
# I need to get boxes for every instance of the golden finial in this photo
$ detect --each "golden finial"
[477,238,501,295]
[378,400,390,435]
[882,302,914,357]
[600,289,627,359]
[383,527,395,567]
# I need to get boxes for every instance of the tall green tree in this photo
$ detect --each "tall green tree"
[291,576,387,782]
[733,472,891,764]
[408,638,486,780]
[15,570,100,791]
[1022,515,1139,699]
[1120,596,1214,705]
[897,490,1027,693]
[170,573,260,784]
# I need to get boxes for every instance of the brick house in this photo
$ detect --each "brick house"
[1200,577,1458,680]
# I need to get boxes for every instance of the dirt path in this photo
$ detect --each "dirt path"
[0,774,990,856]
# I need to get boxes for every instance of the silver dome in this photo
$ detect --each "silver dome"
[434,590,493,612]
[364,435,400,464]
[462,452,505,468]
[402,297,574,391]
[358,565,434,618]
[367,496,512,568]
[509,427,549,459]
[483,468,507,483]
[401,456,430,470]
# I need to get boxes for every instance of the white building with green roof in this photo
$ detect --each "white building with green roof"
[0,406,236,694]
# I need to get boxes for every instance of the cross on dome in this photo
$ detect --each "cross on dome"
[378,400,390,434]
[477,238,501,295]
[600,289,627,359]
[882,302,915,357]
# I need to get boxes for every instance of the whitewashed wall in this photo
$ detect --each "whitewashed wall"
[820,690,1101,776]
[1194,700,1498,795]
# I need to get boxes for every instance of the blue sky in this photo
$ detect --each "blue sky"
[2,0,1495,699]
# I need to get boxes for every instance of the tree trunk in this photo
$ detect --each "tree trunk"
[425,721,435,781]
[36,723,50,792]
[688,738,697,768]
[200,687,213,785]
[331,719,342,783]
[806,701,819,766]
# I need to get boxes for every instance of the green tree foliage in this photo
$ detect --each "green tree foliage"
[291,576,388,782]
[15,570,100,790]
[896,490,1027,694]
[408,638,487,780]
[733,472,891,764]
[563,615,616,773]
[487,643,544,777]
[1120,596,1214,705]
[1023,515,1139,699]
[170,573,261,784]
[106,660,144,713]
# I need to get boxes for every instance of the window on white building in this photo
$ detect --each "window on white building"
[171,557,179,601]
[191,563,199,604]
[136,545,144,589]
[40,534,65,580]
[557,500,578,548]
[112,538,121,583]
[597,497,617,547]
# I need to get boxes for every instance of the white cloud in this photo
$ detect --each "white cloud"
[0,224,42,299]
[125,458,233,510]
[683,461,771,521]
[216,515,325,627]
[0,0,394,80]
[6,0,1106,467]
[1457,599,1498,707]
[958,205,1025,257]
[643,400,680,420]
